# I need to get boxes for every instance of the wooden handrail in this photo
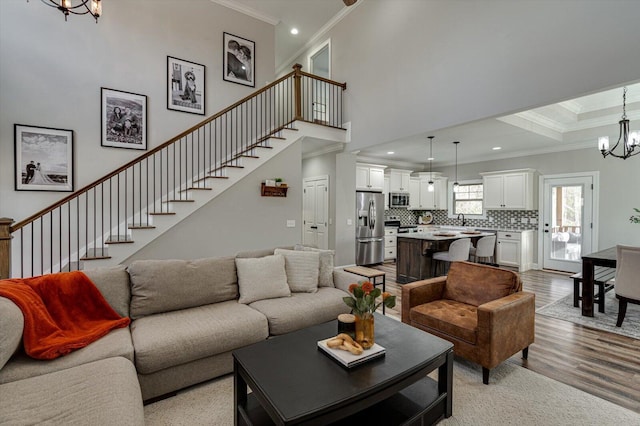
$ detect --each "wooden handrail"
[12,70,295,231]
[10,66,347,233]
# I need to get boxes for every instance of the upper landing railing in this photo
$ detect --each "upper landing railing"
[0,64,347,278]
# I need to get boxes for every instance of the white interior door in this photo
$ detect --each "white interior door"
[542,175,594,272]
[303,176,329,249]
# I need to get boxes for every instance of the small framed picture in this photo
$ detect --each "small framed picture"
[223,32,255,88]
[101,88,148,150]
[167,56,206,115]
[15,124,74,192]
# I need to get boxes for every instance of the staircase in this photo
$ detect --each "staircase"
[0,65,347,278]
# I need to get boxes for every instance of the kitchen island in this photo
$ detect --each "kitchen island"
[396,231,495,283]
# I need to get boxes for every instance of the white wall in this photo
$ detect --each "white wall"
[126,142,303,261]
[0,0,274,223]
[435,148,640,250]
[335,152,357,265]
[293,0,640,152]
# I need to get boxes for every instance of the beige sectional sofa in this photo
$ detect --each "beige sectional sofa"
[0,246,359,424]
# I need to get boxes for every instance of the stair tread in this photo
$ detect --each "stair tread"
[165,199,195,202]
[105,236,134,244]
[180,187,213,191]
[129,224,156,229]
[82,249,111,260]
[149,212,176,215]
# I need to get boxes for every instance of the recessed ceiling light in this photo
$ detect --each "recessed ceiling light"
[387,151,394,155]
[428,157,435,161]
[290,28,299,35]
[492,146,502,150]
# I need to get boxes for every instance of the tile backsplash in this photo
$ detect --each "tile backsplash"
[386,208,539,230]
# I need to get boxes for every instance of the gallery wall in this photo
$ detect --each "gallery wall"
[0,0,275,225]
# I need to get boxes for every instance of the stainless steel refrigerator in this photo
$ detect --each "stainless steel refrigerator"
[356,191,385,265]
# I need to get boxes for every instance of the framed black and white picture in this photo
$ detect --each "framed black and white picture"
[223,32,255,88]
[167,56,206,115]
[15,124,74,192]
[101,88,148,150]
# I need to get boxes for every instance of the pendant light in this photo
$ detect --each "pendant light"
[453,141,460,192]
[427,136,435,192]
[30,0,102,23]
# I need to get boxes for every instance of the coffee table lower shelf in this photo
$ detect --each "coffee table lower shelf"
[237,376,446,426]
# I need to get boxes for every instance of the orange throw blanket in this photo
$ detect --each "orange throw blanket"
[0,271,130,360]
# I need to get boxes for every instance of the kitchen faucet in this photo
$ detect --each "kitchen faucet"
[457,213,466,227]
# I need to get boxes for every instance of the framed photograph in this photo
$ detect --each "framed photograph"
[15,124,74,192]
[167,56,205,115]
[223,32,255,88]
[101,88,147,150]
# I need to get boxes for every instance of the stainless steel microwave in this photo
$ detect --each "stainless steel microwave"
[389,192,410,208]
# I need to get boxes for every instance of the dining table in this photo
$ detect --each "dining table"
[581,247,617,317]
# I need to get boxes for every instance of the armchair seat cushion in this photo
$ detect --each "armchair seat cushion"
[410,299,478,345]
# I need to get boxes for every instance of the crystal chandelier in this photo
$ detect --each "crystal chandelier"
[33,0,102,22]
[598,87,639,159]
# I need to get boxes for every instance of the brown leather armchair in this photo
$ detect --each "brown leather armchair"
[402,261,535,384]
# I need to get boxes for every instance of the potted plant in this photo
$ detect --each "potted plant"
[343,281,396,349]
[275,178,287,188]
[631,208,640,224]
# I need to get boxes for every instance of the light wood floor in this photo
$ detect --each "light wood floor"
[372,262,640,414]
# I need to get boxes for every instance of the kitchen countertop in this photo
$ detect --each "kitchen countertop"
[397,230,495,241]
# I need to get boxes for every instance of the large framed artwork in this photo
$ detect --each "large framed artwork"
[167,56,206,115]
[101,88,148,150]
[15,124,74,192]
[223,32,255,88]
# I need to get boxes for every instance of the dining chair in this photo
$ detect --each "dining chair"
[614,245,640,327]
[469,235,497,264]
[432,238,471,276]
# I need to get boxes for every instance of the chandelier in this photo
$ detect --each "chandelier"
[598,87,639,159]
[33,0,102,22]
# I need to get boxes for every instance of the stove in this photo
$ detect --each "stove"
[398,225,418,233]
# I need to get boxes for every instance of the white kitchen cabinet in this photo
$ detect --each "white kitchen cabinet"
[408,178,420,209]
[496,230,533,272]
[356,164,385,192]
[410,173,448,210]
[383,177,390,210]
[384,227,397,260]
[480,169,536,209]
[388,169,412,193]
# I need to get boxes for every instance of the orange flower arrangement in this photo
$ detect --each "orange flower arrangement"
[343,280,396,317]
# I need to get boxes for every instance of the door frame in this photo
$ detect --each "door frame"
[302,175,330,249]
[537,171,599,271]
[308,39,331,78]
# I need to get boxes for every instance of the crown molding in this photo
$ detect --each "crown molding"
[209,0,280,26]
[355,154,425,170]
[276,0,364,75]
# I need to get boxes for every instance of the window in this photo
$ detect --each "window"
[448,181,485,218]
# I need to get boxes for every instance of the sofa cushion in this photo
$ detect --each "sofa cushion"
[295,245,335,287]
[83,265,131,318]
[274,248,320,293]
[443,261,520,307]
[130,300,268,375]
[235,246,294,259]
[128,256,238,319]
[0,357,144,426]
[410,299,478,345]
[0,327,134,384]
[236,254,291,304]
[249,287,351,335]
[0,297,23,371]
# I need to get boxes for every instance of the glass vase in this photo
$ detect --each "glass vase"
[355,313,375,349]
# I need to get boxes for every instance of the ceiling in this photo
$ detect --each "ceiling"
[212,1,640,168]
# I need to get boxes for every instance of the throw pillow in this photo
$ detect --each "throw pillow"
[295,245,335,287]
[0,297,23,370]
[236,254,291,304]
[274,249,320,293]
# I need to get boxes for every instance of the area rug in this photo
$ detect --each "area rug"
[144,360,640,425]
[537,291,640,340]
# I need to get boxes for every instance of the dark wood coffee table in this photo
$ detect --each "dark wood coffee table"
[233,314,454,425]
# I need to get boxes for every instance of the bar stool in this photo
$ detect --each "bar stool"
[469,235,496,264]
[432,238,471,276]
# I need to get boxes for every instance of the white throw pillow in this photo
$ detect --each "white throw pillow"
[274,249,320,293]
[235,254,291,304]
[295,245,335,288]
